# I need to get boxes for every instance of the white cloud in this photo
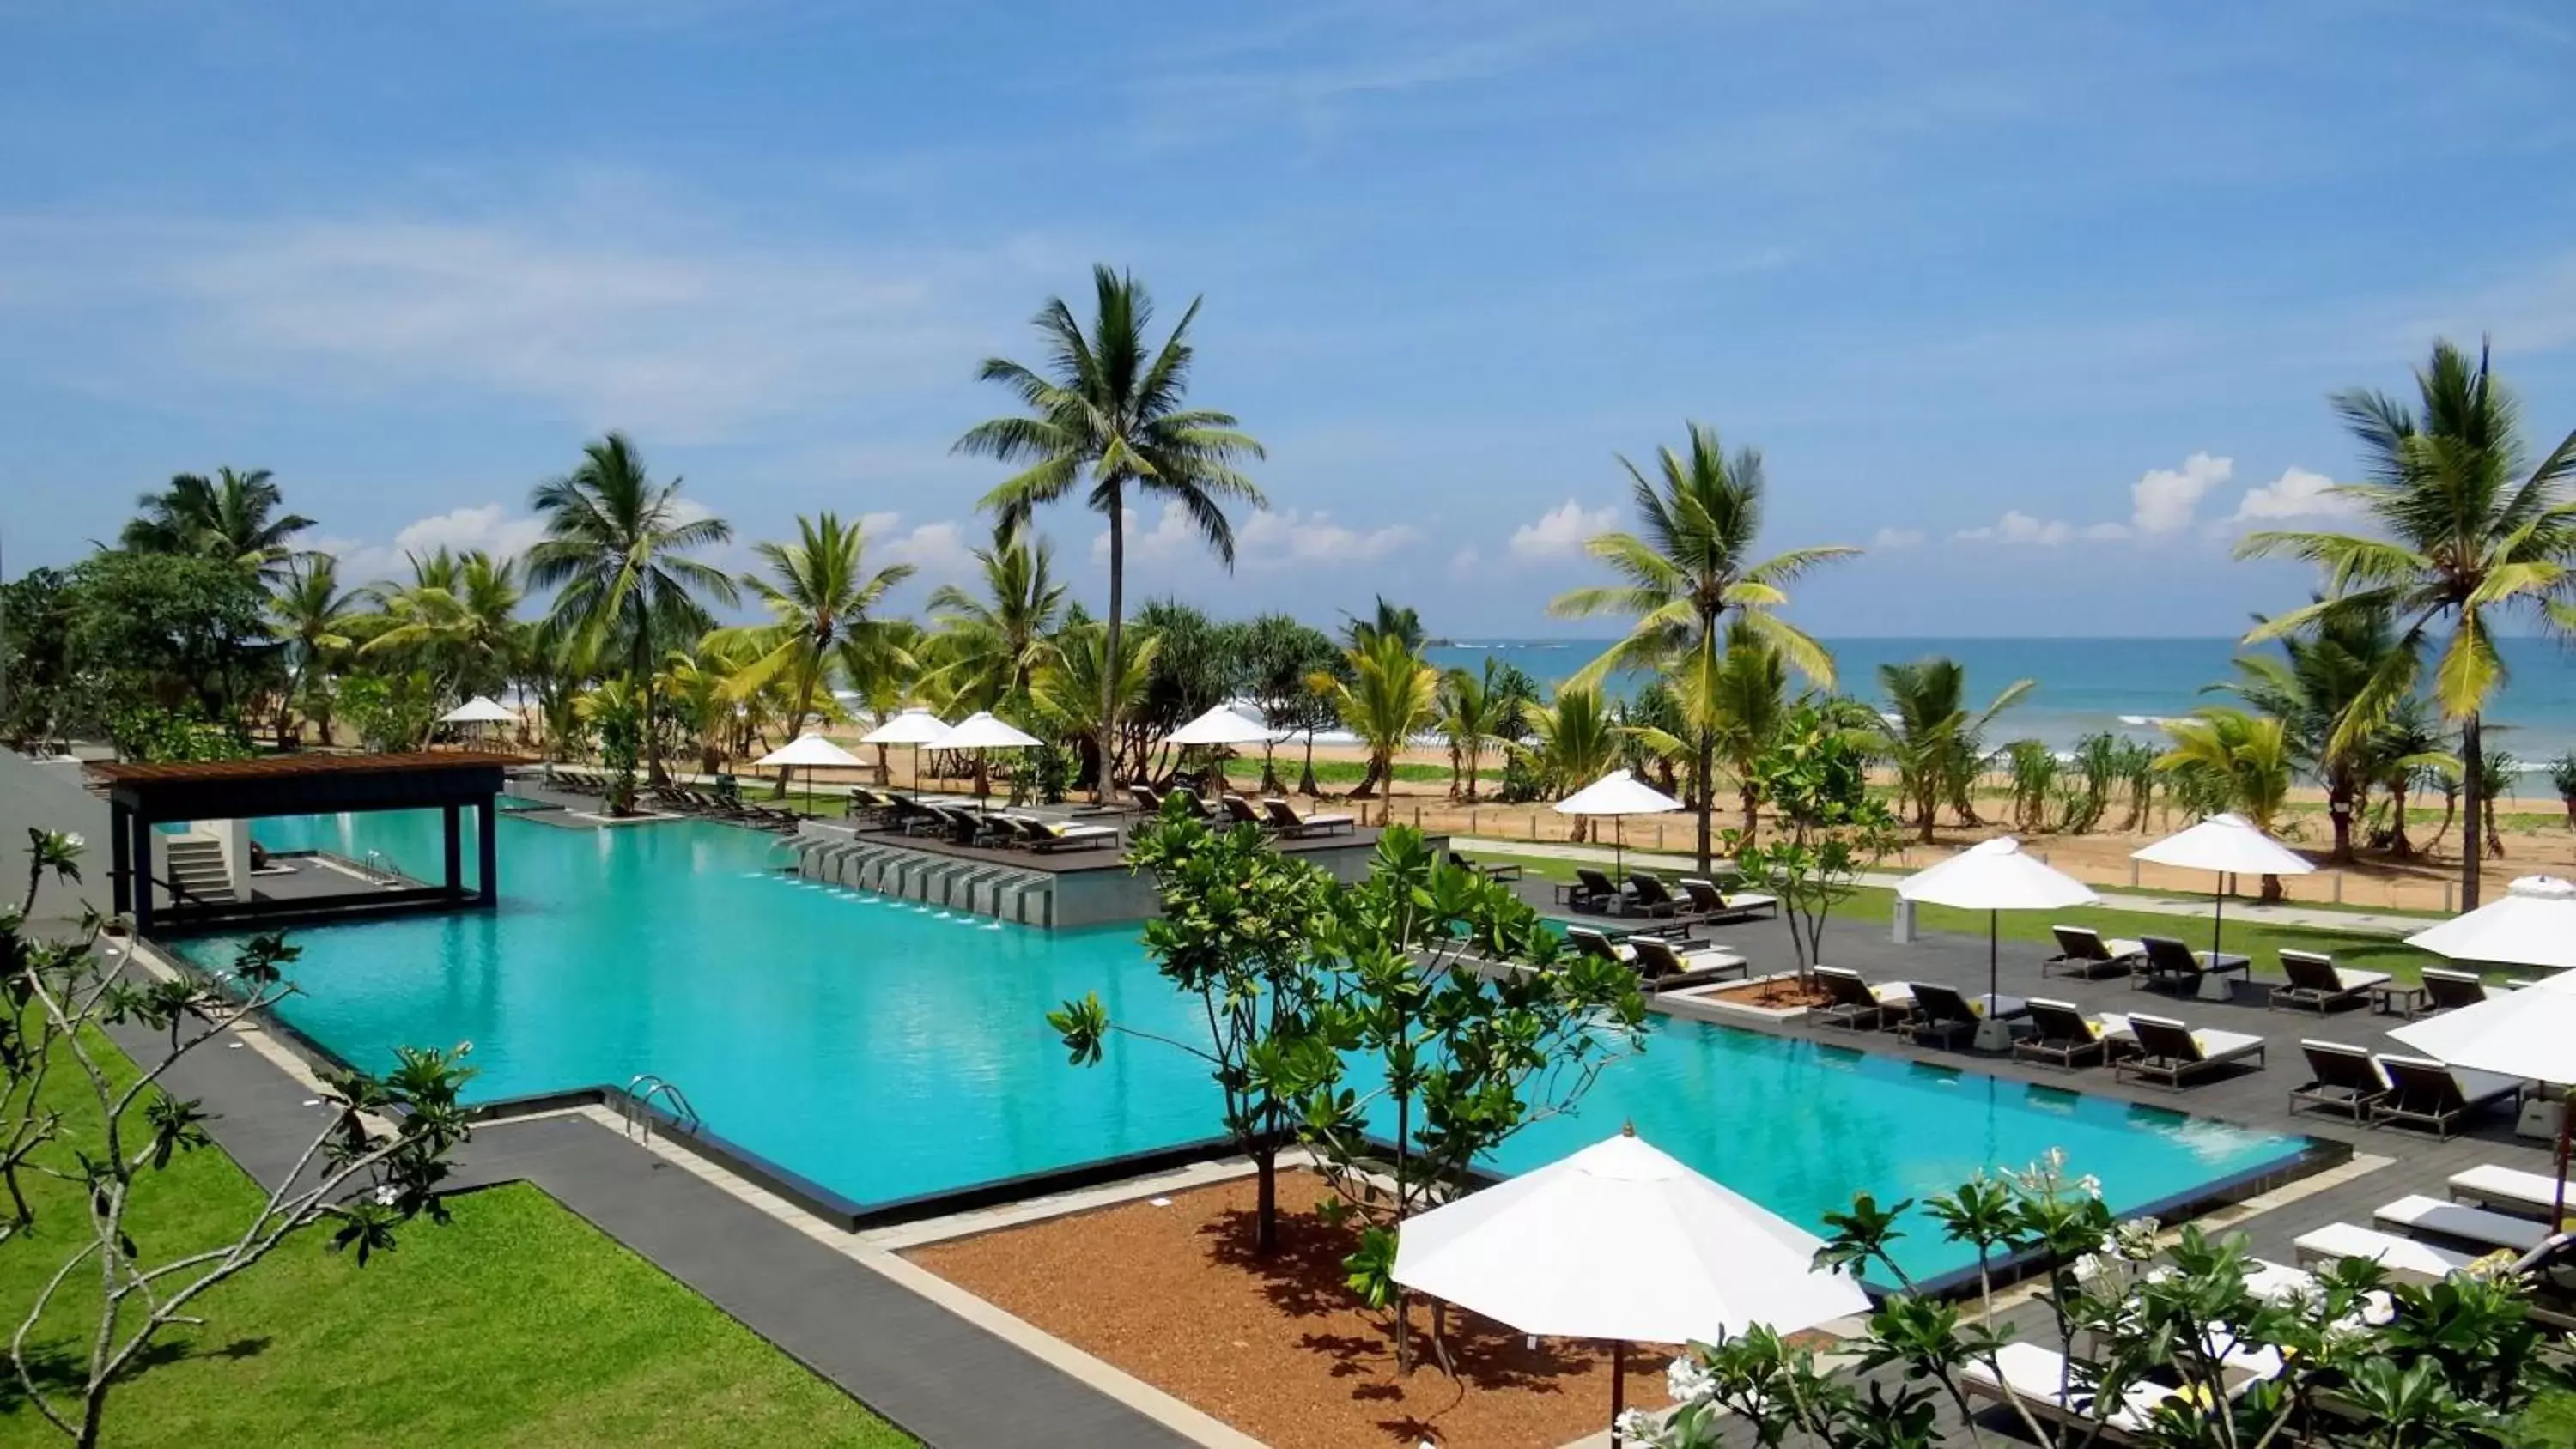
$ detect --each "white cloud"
[1236,508,1415,567]
[2230,466,2355,523]
[879,519,975,579]
[302,503,547,584]
[1870,527,1924,549]
[1952,512,2127,547]
[1096,502,1202,564]
[1448,545,1482,576]
[2130,451,2233,535]
[1508,500,1618,559]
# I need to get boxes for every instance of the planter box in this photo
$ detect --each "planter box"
[1656,971,1812,1028]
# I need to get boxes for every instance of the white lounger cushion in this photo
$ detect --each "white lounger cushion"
[1962,1341,2172,1431]
[2373,1194,2549,1252]
[2448,1163,2562,1217]
[2296,1222,2478,1279]
[2333,967,2391,990]
[2192,1027,2265,1062]
[1724,892,1779,910]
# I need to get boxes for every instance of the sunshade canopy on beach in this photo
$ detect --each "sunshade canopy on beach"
[1552,770,1683,818]
[936,711,1042,750]
[1899,837,2099,1010]
[2394,970,2576,1219]
[1165,703,1274,747]
[1394,1128,1868,1440]
[2405,876,2576,971]
[2132,813,2314,968]
[755,733,866,768]
[438,695,516,724]
[860,708,951,746]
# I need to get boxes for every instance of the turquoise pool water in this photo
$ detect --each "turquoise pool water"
[189,810,2314,1282]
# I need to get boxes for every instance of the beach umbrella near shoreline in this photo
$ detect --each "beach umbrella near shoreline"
[933,711,1042,803]
[1898,837,2098,1045]
[2405,876,2576,971]
[861,708,951,801]
[1167,704,1276,794]
[756,732,865,815]
[1394,1126,1868,1445]
[2132,814,2313,997]
[1552,770,1682,882]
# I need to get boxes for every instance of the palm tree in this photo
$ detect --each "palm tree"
[1522,687,1624,841]
[1433,662,1511,802]
[122,467,314,579]
[2238,339,2576,907]
[1551,422,1856,871]
[526,434,738,785]
[2155,707,2296,900]
[2210,601,2409,864]
[955,266,1265,800]
[268,555,364,746]
[714,513,914,794]
[364,549,524,702]
[1873,658,2035,843]
[925,521,1067,715]
[1334,632,1438,825]
[1030,623,1158,789]
[2360,698,2454,858]
[574,676,647,816]
[1701,627,1791,844]
[1343,596,1425,652]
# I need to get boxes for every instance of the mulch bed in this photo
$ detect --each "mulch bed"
[1704,976,1832,1009]
[904,1168,1674,1449]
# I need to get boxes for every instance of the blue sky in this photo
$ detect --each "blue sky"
[4,0,2574,637]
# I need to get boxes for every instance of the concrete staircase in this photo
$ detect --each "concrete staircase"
[789,833,1054,926]
[163,836,237,906]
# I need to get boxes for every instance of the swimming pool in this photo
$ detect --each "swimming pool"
[187,810,2318,1282]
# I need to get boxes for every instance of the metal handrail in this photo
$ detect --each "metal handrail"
[619,1073,702,1147]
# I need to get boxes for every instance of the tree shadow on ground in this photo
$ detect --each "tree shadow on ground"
[0,1333,270,1417]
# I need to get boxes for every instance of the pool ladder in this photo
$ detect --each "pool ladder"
[360,850,394,885]
[621,1073,702,1148]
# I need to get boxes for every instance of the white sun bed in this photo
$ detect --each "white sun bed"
[2448,1163,2567,1220]
[1960,1340,2175,1438]
[2373,1194,2550,1254]
[2293,1221,2480,1281]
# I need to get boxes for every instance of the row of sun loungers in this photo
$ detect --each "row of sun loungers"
[2293,1164,2576,1329]
[1127,785,1356,838]
[1564,926,1749,992]
[2043,926,2257,997]
[2289,1040,2524,1136]
[1557,869,1777,925]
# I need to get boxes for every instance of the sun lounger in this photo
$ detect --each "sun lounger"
[1814,966,1917,1032]
[1908,981,2028,1050]
[1564,925,1634,968]
[1627,935,1749,992]
[2448,1164,2567,1220]
[2269,949,2390,1014]
[2138,936,2252,997]
[1679,878,1777,922]
[2044,925,2148,980]
[1162,790,1214,822]
[2113,1014,2267,1088]
[1626,871,1686,918]
[2371,1055,2523,1138]
[1220,794,1269,828]
[2372,1194,2550,1254]
[2421,967,2489,1012]
[1126,784,1164,815]
[2016,998,2136,1069]
[1261,797,1354,837]
[2288,1040,2390,1121]
[1004,815,1119,853]
[1960,1341,2175,1441]
[1449,851,1522,882]
[1558,866,1624,913]
[2294,1222,2479,1282]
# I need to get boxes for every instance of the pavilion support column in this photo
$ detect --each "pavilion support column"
[108,802,133,918]
[441,803,464,901]
[126,806,155,937]
[475,797,497,909]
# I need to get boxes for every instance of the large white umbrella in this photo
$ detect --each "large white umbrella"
[933,711,1042,803]
[1553,770,1684,883]
[1899,837,2099,1039]
[1167,703,1274,746]
[2406,876,2576,971]
[1395,1127,1868,1441]
[440,694,516,724]
[2133,813,2315,976]
[2395,969,2576,1221]
[860,708,950,801]
[756,732,865,815]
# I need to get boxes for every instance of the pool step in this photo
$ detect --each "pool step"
[789,830,1054,927]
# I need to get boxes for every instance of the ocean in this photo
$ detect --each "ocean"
[1421,636,2576,767]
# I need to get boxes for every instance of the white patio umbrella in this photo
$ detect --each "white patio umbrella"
[2132,814,2315,985]
[756,732,865,815]
[1167,704,1276,794]
[860,708,950,800]
[2395,968,2576,1222]
[934,711,1042,803]
[1395,1127,1869,1443]
[1553,770,1684,883]
[2405,876,2576,971]
[439,694,516,724]
[1898,837,2099,1042]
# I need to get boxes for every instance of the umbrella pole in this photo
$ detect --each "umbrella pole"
[2211,879,2225,962]
[1989,909,1999,1010]
[2557,1098,2572,1230]
[1610,1338,1626,1445]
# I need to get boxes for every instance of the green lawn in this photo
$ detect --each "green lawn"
[1467,850,2451,984]
[0,1032,912,1449]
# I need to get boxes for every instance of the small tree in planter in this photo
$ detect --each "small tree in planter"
[1293,828,1649,1369]
[1048,798,1336,1256]
[1722,704,1901,992]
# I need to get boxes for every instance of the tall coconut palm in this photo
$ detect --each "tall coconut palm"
[122,467,316,579]
[1522,686,1624,842]
[574,676,647,816]
[364,549,524,702]
[2238,339,2576,907]
[715,513,914,793]
[1334,633,1438,825]
[1873,658,2035,844]
[954,266,1265,801]
[526,434,737,785]
[925,520,1067,715]
[2154,707,2296,900]
[1030,622,1158,788]
[2210,601,2409,863]
[1551,422,1856,870]
[268,555,365,746]
[1434,661,1512,802]
[1698,626,1789,844]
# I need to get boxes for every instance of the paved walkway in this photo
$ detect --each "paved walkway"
[1457,835,2438,937]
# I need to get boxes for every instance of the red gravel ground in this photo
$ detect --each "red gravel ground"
[904,1168,1675,1449]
